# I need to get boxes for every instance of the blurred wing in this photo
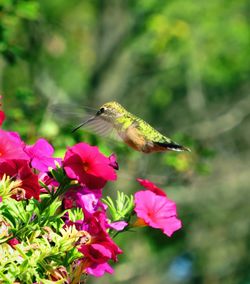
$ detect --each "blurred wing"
[81,116,123,142]
[49,103,122,141]
[49,103,96,125]
[83,116,113,136]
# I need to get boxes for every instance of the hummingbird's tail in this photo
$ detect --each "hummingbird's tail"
[154,141,191,152]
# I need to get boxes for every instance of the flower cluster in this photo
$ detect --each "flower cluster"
[0,106,182,283]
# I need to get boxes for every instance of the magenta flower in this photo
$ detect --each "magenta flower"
[63,186,105,215]
[134,179,182,237]
[0,160,40,200]
[25,138,61,172]
[108,153,119,170]
[0,130,29,161]
[63,143,117,189]
[78,211,122,277]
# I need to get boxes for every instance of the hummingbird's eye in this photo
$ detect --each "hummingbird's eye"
[97,107,105,116]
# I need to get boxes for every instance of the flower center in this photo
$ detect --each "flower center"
[83,162,89,172]
[132,217,147,228]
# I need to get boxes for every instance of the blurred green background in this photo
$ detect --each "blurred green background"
[1,0,250,283]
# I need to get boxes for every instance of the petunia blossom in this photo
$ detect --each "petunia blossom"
[63,186,106,217]
[25,138,61,172]
[134,180,182,237]
[0,160,40,200]
[63,143,117,189]
[0,130,29,161]
[77,211,122,277]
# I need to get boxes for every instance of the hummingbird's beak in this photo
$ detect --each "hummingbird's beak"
[72,115,97,133]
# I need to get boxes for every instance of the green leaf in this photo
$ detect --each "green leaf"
[16,2,40,20]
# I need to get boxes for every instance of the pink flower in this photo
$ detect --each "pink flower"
[63,143,117,189]
[77,211,122,277]
[134,180,182,237]
[63,186,106,217]
[0,160,40,199]
[0,130,29,161]
[25,138,61,172]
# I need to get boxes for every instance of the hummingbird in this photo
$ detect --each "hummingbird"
[72,101,190,154]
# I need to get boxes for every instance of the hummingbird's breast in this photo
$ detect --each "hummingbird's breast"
[117,121,172,153]
[117,123,148,152]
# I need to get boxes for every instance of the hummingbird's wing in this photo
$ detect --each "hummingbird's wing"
[81,116,114,137]
[49,103,95,126]
[50,103,123,142]
[83,117,125,144]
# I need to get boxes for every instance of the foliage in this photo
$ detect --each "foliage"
[0,112,182,283]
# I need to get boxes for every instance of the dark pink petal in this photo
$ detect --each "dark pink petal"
[63,153,82,179]
[64,160,107,189]
[0,130,29,161]
[0,160,40,200]
[109,153,119,170]
[18,162,40,199]
[63,198,74,209]
[86,262,114,277]
[137,178,167,196]
[90,243,112,260]
[87,161,116,180]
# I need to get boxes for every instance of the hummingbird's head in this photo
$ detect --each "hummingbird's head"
[72,101,125,133]
[96,101,125,121]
